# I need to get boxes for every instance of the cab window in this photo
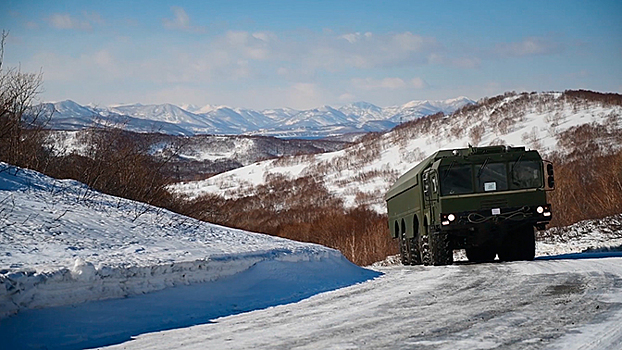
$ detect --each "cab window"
[477,162,508,192]
[511,160,542,189]
[440,165,473,196]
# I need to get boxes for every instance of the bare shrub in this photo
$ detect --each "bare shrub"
[563,89,622,107]
[44,127,178,208]
[488,137,505,146]
[548,149,622,227]
[521,126,542,149]
[449,124,464,139]
[556,122,622,161]
[0,30,50,171]
[468,125,485,146]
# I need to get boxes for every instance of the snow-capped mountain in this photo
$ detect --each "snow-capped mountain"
[338,102,384,123]
[38,97,474,138]
[40,101,193,135]
[107,103,206,126]
[382,96,473,123]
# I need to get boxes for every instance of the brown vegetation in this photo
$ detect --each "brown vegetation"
[547,123,622,227]
[45,128,178,208]
[179,175,396,266]
[548,150,622,227]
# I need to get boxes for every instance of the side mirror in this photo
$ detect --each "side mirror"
[423,173,430,197]
[548,176,555,188]
[544,161,555,190]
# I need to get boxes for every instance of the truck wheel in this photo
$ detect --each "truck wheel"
[409,236,422,265]
[430,229,453,266]
[498,226,535,261]
[398,231,411,265]
[419,227,431,266]
[466,242,496,263]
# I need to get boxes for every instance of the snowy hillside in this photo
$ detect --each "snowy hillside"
[0,163,378,327]
[47,131,350,181]
[172,91,622,212]
[38,97,473,138]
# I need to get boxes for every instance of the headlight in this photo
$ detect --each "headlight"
[536,206,544,214]
[447,214,456,221]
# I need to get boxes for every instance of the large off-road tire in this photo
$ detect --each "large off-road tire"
[498,225,536,262]
[430,229,453,266]
[420,226,453,266]
[408,236,422,265]
[466,241,497,263]
[398,231,411,265]
[419,227,431,266]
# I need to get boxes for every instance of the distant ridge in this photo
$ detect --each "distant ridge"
[38,97,474,138]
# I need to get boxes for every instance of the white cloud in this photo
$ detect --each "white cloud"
[26,28,485,109]
[162,6,205,33]
[301,31,441,71]
[495,37,563,57]
[391,32,429,51]
[223,31,272,60]
[339,93,356,102]
[29,49,121,82]
[285,83,325,109]
[410,77,427,89]
[252,32,274,42]
[49,14,92,31]
[428,54,480,69]
[352,77,427,90]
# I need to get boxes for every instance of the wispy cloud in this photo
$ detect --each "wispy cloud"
[352,77,427,90]
[49,14,91,30]
[162,6,205,33]
[48,12,104,31]
[495,36,564,57]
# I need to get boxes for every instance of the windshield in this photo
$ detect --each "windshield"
[440,165,473,196]
[477,162,508,192]
[511,160,542,189]
[440,159,542,196]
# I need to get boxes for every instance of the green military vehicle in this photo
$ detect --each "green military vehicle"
[386,145,554,266]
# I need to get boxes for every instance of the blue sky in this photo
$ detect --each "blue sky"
[1,0,621,110]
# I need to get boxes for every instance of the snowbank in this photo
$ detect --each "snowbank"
[0,164,378,319]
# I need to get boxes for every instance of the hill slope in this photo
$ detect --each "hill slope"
[172,91,622,212]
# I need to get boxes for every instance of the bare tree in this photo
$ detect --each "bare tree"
[0,30,49,170]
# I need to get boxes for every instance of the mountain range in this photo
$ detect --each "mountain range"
[38,97,474,138]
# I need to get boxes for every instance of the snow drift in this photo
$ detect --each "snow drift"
[0,163,379,320]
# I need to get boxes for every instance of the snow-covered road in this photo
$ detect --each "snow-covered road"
[103,254,622,350]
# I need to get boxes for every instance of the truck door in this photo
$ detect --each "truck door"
[423,169,439,225]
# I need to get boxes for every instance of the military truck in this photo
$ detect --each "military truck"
[386,145,554,266]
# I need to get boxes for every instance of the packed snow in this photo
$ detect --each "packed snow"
[98,256,622,350]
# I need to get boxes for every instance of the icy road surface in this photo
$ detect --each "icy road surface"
[103,255,622,350]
